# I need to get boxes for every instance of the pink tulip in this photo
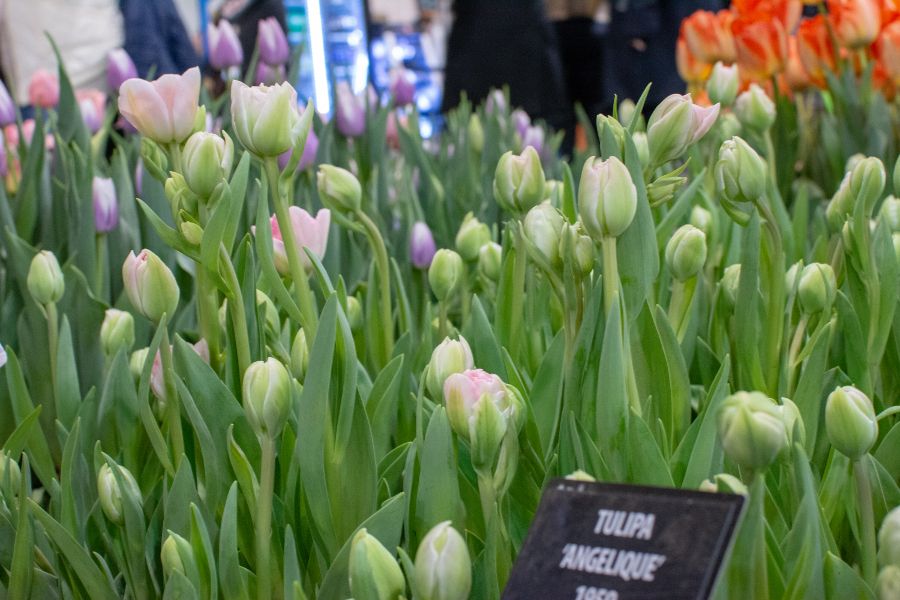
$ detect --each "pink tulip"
[77,89,107,134]
[209,20,244,70]
[107,49,137,92]
[443,369,512,440]
[335,81,365,137]
[255,206,330,275]
[118,67,201,144]
[257,17,290,66]
[29,70,59,109]
[0,80,15,126]
[150,339,209,400]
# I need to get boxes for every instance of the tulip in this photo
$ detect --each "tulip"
[849,156,887,214]
[647,93,719,166]
[122,249,180,322]
[706,62,739,107]
[107,49,137,92]
[278,124,319,172]
[78,89,106,134]
[93,176,118,233]
[681,9,737,64]
[797,263,836,314]
[415,522,472,600]
[880,22,900,87]
[715,136,767,222]
[100,309,135,358]
[317,164,361,213]
[243,358,292,438]
[348,529,406,600]
[429,249,464,301]
[346,296,363,333]
[182,131,234,198]
[455,213,491,262]
[28,69,59,109]
[676,35,713,86]
[493,146,546,214]
[335,81,366,138]
[0,137,7,179]
[780,398,806,448]
[825,386,877,460]
[879,507,900,568]
[290,329,309,381]
[0,450,20,496]
[826,172,854,229]
[512,109,530,140]
[521,125,545,158]
[782,37,812,93]
[524,201,565,266]
[734,84,775,133]
[880,196,900,232]
[426,336,475,399]
[690,205,713,235]
[485,89,506,116]
[209,20,244,71]
[0,80,15,126]
[878,566,900,599]
[718,391,788,470]
[467,113,484,153]
[257,17,290,66]
[389,67,416,105]
[27,250,65,305]
[118,67,201,144]
[478,242,503,282]
[797,16,837,88]
[161,534,187,579]
[255,62,285,85]
[665,224,708,281]
[230,80,301,157]
[257,206,330,275]
[577,156,637,240]
[828,0,881,49]
[410,221,437,269]
[732,0,802,30]
[731,13,788,81]
[720,264,742,309]
[96,462,141,525]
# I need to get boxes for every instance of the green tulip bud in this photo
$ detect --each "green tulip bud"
[632,131,650,168]
[665,224,707,281]
[242,358,292,438]
[100,308,135,357]
[130,348,150,381]
[717,112,742,142]
[707,62,739,107]
[524,201,565,266]
[878,565,900,600]
[0,451,21,497]
[97,462,141,525]
[825,385,877,460]
[467,114,484,154]
[699,473,748,495]
[27,250,64,305]
[894,154,900,196]
[426,336,474,399]
[893,232,900,265]
[161,534,185,578]
[715,137,766,224]
[647,170,688,207]
[164,172,198,215]
[734,83,775,133]
[290,329,309,381]
[122,250,180,323]
[846,153,867,174]
[256,290,280,333]
[785,260,803,292]
[797,263,836,314]
[415,521,472,600]
[182,131,234,198]
[880,196,900,232]
[180,221,204,245]
[545,180,564,205]
[346,295,363,333]
[879,507,900,568]
[317,164,362,213]
[348,529,406,600]
[477,242,503,282]
[140,137,169,182]
[690,205,713,236]
[493,147,546,214]
[780,398,806,449]
[577,156,637,240]
[647,93,719,166]
[849,156,887,215]
[597,114,626,156]
[826,173,854,231]
[565,470,596,482]
[717,391,787,470]
[617,98,638,128]
[455,212,491,262]
[428,249,464,301]
[720,264,741,310]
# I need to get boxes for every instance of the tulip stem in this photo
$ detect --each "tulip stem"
[196,268,222,373]
[786,314,809,396]
[94,234,106,299]
[757,200,785,397]
[265,158,318,340]
[601,236,618,316]
[159,327,184,468]
[508,226,527,357]
[854,458,877,588]
[46,302,59,398]
[220,246,252,377]
[438,300,448,340]
[354,208,393,367]
[256,435,276,600]
[477,471,503,600]
[667,277,697,343]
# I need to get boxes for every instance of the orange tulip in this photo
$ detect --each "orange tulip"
[783,37,813,92]
[828,0,881,48]
[681,10,737,64]
[732,13,789,81]
[883,0,900,26]
[677,34,714,86]
[732,0,802,30]
[796,16,837,87]
[878,20,900,86]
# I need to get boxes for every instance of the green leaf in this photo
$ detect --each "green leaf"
[218,484,249,600]
[734,215,767,391]
[823,552,874,600]
[54,316,81,431]
[190,504,217,600]
[9,456,34,599]
[1,405,43,458]
[561,162,577,223]
[596,296,628,478]
[530,331,565,458]
[680,361,731,489]
[227,426,259,517]
[135,318,175,476]
[136,198,199,260]
[253,177,303,323]
[625,411,674,486]
[365,355,405,460]
[464,296,508,381]
[793,319,834,454]
[415,408,463,539]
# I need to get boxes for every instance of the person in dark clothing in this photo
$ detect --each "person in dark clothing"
[119,0,200,78]
[602,0,721,113]
[442,0,569,131]
[219,0,288,74]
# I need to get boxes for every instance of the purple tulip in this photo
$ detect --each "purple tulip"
[107,49,137,93]
[257,17,290,66]
[134,162,143,196]
[512,109,530,140]
[0,80,15,127]
[255,62,285,85]
[389,67,416,106]
[485,89,506,116]
[410,221,437,269]
[0,138,7,178]
[93,176,118,233]
[334,81,365,137]
[521,125,545,157]
[278,127,319,172]
[209,20,244,71]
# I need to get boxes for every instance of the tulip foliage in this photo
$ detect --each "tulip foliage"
[0,29,900,600]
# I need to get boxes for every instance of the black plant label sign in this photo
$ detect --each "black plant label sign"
[503,479,745,600]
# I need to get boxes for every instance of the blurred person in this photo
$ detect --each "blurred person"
[0,0,124,103]
[545,0,605,156]
[218,0,287,74]
[119,0,200,78]
[441,0,568,130]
